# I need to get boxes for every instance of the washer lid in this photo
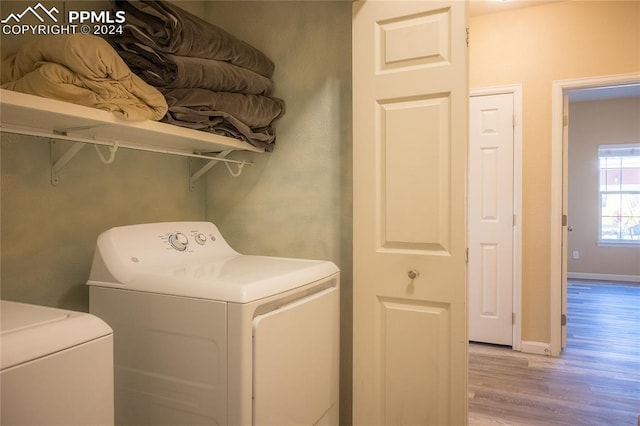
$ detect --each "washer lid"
[89,254,339,303]
[1,301,113,370]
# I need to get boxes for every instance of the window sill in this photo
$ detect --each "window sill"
[597,240,640,247]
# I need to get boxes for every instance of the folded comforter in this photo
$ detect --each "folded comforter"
[1,34,167,121]
[113,0,275,78]
[114,40,273,95]
[161,88,286,152]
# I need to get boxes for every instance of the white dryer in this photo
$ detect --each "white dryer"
[86,221,340,426]
[0,300,114,425]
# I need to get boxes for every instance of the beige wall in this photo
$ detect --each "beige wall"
[470,0,640,343]
[568,96,640,277]
[200,2,353,423]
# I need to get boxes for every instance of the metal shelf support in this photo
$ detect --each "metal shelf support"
[189,150,249,190]
[0,124,252,186]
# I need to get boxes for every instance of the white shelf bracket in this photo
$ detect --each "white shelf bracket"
[50,129,121,184]
[50,137,86,186]
[190,150,247,190]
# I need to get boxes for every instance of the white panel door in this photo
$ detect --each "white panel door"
[468,93,514,345]
[352,1,468,425]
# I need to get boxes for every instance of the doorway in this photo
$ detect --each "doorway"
[550,72,640,356]
[468,85,523,350]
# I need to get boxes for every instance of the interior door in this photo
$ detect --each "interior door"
[468,93,514,346]
[352,1,468,425]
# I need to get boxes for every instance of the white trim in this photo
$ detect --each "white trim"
[550,72,640,357]
[520,341,551,356]
[597,241,640,247]
[567,272,640,283]
[470,84,523,352]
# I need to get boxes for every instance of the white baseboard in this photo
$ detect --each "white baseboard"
[521,341,551,356]
[567,272,640,283]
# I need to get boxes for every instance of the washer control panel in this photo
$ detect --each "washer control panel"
[97,222,238,268]
[165,230,217,252]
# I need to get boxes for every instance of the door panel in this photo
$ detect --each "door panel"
[381,299,450,425]
[468,93,514,346]
[381,95,450,251]
[353,1,468,425]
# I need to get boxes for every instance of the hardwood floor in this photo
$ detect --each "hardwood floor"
[468,280,640,426]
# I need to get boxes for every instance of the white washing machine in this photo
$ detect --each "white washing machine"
[0,300,114,425]
[86,221,340,426]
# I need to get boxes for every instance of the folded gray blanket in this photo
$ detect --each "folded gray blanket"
[161,88,285,152]
[114,40,273,96]
[113,0,274,78]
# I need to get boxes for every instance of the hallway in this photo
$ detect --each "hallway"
[469,280,640,425]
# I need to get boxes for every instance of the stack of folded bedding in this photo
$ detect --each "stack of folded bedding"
[0,34,168,121]
[110,0,285,152]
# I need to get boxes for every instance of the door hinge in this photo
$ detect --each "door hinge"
[512,312,516,325]
[563,114,568,127]
[513,213,517,227]
[465,248,469,263]
[561,314,567,326]
[466,28,469,47]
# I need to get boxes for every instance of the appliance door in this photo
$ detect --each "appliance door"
[1,336,114,426]
[252,286,339,426]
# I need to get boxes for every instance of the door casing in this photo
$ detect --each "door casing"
[550,72,640,356]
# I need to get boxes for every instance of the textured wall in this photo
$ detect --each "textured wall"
[1,135,205,311]
[201,2,353,424]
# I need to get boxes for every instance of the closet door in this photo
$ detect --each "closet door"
[352,1,469,425]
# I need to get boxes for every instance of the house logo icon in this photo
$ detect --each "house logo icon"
[1,2,59,24]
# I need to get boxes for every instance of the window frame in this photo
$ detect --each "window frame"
[597,143,640,246]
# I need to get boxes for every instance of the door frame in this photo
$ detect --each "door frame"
[470,84,523,351]
[549,72,640,356]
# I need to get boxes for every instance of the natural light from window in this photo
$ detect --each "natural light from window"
[599,144,640,244]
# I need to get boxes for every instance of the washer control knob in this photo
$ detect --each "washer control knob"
[195,233,207,245]
[168,232,188,251]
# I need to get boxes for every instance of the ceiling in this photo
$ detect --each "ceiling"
[469,0,565,17]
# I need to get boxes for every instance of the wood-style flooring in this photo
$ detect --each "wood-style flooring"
[468,280,640,426]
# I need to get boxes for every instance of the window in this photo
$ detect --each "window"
[599,144,640,244]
